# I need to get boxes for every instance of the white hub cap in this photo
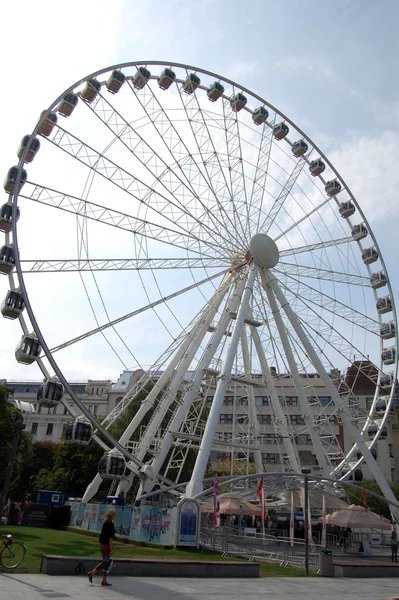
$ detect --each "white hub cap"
[250,233,279,268]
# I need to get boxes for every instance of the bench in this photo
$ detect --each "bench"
[40,555,260,578]
[334,562,399,578]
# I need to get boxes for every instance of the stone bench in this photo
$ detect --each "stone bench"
[40,555,260,578]
[334,562,399,578]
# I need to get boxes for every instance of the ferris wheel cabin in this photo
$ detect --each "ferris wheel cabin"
[274,122,289,140]
[81,78,101,103]
[37,378,64,407]
[0,244,15,275]
[4,167,27,195]
[325,179,342,197]
[17,136,40,163]
[132,67,151,90]
[351,224,368,241]
[292,139,308,158]
[309,159,325,176]
[15,333,41,364]
[230,92,247,112]
[1,289,25,319]
[370,271,387,289]
[380,373,394,390]
[0,202,20,234]
[106,70,126,94]
[158,68,176,90]
[207,81,224,102]
[182,73,201,94]
[382,346,396,365]
[98,451,126,480]
[357,447,377,460]
[380,321,396,340]
[65,418,93,446]
[58,93,79,117]
[376,296,392,314]
[375,396,393,414]
[362,247,378,265]
[38,111,58,136]
[339,201,355,218]
[252,106,269,125]
[368,423,388,439]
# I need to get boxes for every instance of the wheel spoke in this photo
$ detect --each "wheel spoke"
[279,236,354,257]
[21,257,228,273]
[274,261,370,286]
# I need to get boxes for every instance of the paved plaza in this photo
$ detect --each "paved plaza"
[1,573,399,600]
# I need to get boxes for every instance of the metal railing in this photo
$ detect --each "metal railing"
[200,526,321,568]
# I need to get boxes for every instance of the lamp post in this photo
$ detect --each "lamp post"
[302,468,311,576]
[0,421,26,520]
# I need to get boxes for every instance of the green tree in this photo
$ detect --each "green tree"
[345,479,397,519]
[0,384,27,493]
[11,441,59,500]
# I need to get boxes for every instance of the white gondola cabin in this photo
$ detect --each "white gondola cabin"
[182,73,200,94]
[132,66,151,90]
[274,122,289,140]
[351,224,368,241]
[207,81,224,102]
[339,201,355,218]
[58,93,79,117]
[375,396,388,413]
[158,68,176,90]
[382,346,396,365]
[0,202,20,233]
[309,159,325,176]
[292,139,308,158]
[357,447,377,460]
[37,378,64,408]
[0,244,15,275]
[349,468,363,482]
[4,167,27,194]
[380,321,395,340]
[15,333,41,364]
[380,373,393,389]
[38,111,58,136]
[106,70,125,94]
[325,179,342,197]
[362,247,378,265]
[81,78,101,103]
[17,135,40,163]
[1,289,24,319]
[98,451,126,480]
[252,106,269,125]
[230,92,247,112]
[376,295,392,314]
[370,271,387,289]
[65,417,93,446]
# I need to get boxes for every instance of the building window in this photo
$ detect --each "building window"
[291,415,299,425]
[329,415,335,425]
[389,444,394,458]
[258,415,269,425]
[269,453,281,464]
[31,422,38,435]
[46,423,54,436]
[319,396,332,407]
[224,396,234,406]
[255,397,269,406]
[291,396,298,407]
[236,414,248,424]
[219,414,233,424]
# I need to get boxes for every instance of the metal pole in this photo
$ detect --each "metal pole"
[304,472,309,576]
[0,422,26,519]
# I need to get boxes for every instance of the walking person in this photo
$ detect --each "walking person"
[391,529,398,563]
[88,509,116,586]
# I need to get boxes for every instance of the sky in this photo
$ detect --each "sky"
[0,0,398,384]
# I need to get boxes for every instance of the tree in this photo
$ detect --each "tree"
[11,441,59,500]
[345,479,396,519]
[0,384,26,492]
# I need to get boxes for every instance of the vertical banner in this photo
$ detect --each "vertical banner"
[362,488,368,511]
[290,491,295,548]
[321,495,326,548]
[212,473,221,528]
[256,475,265,534]
[176,499,200,547]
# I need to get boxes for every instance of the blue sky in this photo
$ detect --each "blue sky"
[0,0,398,381]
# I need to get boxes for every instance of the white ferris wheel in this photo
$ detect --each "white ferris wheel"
[0,61,397,511]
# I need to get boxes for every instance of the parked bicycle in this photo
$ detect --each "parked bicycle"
[0,534,26,569]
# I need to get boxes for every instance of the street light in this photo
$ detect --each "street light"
[302,468,311,576]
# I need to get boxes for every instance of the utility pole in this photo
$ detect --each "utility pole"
[0,421,26,520]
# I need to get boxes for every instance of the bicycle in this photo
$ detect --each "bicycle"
[0,534,27,569]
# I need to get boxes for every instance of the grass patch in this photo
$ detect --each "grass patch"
[0,525,307,576]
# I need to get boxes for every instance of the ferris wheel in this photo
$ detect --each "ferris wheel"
[1,61,397,511]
